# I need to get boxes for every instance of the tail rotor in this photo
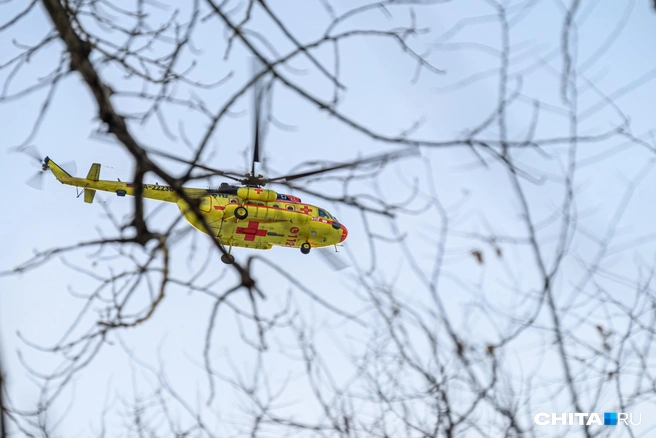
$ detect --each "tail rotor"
[9,145,76,190]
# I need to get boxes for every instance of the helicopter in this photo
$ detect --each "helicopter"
[21,68,416,265]
[38,150,409,265]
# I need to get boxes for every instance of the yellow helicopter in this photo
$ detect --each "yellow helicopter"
[20,70,415,265]
[34,148,410,265]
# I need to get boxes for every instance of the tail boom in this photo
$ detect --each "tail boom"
[45,157,190,203]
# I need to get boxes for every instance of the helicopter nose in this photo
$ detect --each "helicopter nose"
[339,223,348,243]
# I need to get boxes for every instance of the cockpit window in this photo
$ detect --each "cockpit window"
[319,209,338,221]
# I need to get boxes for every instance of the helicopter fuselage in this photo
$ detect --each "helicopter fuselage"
[44,157,348,252]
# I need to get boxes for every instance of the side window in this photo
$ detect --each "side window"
[318,209,329,218]
[287,205,294,211]
[230,198,237,204]
[273,204,279,208]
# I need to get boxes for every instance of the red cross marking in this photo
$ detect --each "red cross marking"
[254,188,263,194]
[236,221,268,241]
[300,205,313,214]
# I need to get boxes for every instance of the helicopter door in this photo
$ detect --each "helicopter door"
[199,196,212,213]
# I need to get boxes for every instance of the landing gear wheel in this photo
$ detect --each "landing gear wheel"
[300,242,311,255]
[234,206,248,220]
[221,253,235,264]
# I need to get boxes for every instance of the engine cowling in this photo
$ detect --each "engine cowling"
[237,187,278,202]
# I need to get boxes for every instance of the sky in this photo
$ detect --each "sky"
[2,0,656,436]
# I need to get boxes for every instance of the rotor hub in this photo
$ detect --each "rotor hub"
[241,173,267,187]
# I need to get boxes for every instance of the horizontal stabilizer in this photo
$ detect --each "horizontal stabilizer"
[83,163,101,203]
[84,189,96,204]
[86,163,101,181]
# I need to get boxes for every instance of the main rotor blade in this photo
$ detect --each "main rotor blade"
[251,58,266,175]
[252,83,261,175]
[266,148,419,183]
[317,248,349,271]
[146,149,244,182]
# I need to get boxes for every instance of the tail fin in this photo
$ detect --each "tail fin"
[44,157,73,180]
[84,163,101,204]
